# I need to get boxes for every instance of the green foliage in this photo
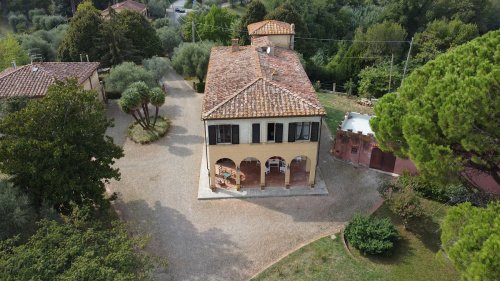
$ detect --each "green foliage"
[388,188,423,227]
[105,62,155,93]
[57,1,103,62]
[152,17,170,29]
[0,217,165,280]
[0,96,29,114]
[239,0,267,43]
[345,213,399,255]
[414,19,479,65]
[32,15,67,31]
[6,0,51,14]
[371,30,500,187]
[0,33,29,71]
[358,61,402,98]
[19,33,56,61]
[171,41,214,82]
[146,0,169,18]
[119,82,166,130]
[128,116,169,144]
[115,10,162,62]
[156,26,182,56]
[0,185,36,240]
[354,21,407,59]
[0,80,123,213]
[142,56,170,82]
[97,8,134,67]
[396,173,470,203]
[198,5,236,44]
[8,12,28,33]
[441,202,500,281]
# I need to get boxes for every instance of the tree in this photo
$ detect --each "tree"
[0,96,29,114]
[97,8,134,67]
[57,0,102,62]
[156,26,182,56]
[357,61,402,98]
[0,184,36,240]
[8,12,28,33]
[198,5,235,44]
[118,82,164,129]
[388,188,423,228]
[105,62,155,93]
[239,0,267,44]
[116,10,162,63]
[383,0,433,36]
[354,21,408,59]
[0,217,164,280]
[370,30,500,186]
[142,56,170,83]
[441,202,500,281]
[0,80,123,212]
[150,87,166,126]
[413,19,479,65]
[171,41,214,83]
[0,33,29,71]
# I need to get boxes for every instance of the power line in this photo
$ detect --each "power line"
[295,36,411,44]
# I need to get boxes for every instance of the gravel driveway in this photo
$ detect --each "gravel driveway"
[106,67,385,281]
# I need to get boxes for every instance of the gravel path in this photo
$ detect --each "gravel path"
[106,67,385,281]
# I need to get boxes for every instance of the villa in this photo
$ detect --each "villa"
[201,20,325,191]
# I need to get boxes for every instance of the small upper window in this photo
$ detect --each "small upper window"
[351,147,358,154]
[216,125,232,144]
[295,122,311,140]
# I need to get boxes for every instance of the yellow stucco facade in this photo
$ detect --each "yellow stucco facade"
[208,141,319,189]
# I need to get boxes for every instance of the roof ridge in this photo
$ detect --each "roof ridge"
[203,78,262,118]
[263,79,322,110]
[253,48,263,77]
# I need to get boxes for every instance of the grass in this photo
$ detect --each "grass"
[252,198,459,281]
[128,116,170,144]
[317,92,374,134]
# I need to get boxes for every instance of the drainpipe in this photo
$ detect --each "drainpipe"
[315,117,323,185]
[203,120,210,187]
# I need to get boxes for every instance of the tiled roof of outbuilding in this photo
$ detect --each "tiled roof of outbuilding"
[101,0,147,16]
[0,62,99,98]
[247,20,295,36]
[202,39,324,120]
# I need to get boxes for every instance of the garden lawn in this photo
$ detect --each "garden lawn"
[128,117,169,144]
[252,198,459,281]
[317,92,374,135]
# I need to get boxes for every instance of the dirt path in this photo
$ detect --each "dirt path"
[106,67,385,281]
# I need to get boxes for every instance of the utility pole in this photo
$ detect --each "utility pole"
[192,20,195,43]
[401,37,414,87]
[388,53,394,92]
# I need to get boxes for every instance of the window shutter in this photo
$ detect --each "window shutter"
[288,123,296,142]
[231,125,239,144]
[252,123,260,143]
[208,125,217,145]
[310,122,320,142]
[275,123,283,143]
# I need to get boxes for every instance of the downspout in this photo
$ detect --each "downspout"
[203,120,210,187]
[315,117,323,185]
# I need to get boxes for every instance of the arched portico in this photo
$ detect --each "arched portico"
[290,155,310,187]
[264,156,286,187]
[240,157,261,188]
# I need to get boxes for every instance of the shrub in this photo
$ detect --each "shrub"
[196,82,205,93]
[0,97,30,114]
[396,173,470,203]
[345,213,399,255]
[105,62,155,93]
[0,184,36,240]
[388,188,424,227]
[8,13,28,33]
[142,56,170,83]
[152,17,170,29]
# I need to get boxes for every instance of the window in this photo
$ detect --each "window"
[252,123,260,143]
[267,123,275,141]
[216,125,232,143]
[295,122,311,140]
[351,147,358,154]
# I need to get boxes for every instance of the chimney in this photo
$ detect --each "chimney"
[266,46,275,56]
[11,60,17,69]
[231,38,239,52]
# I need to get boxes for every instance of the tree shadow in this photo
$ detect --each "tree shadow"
[114,199,250,281]
[406,214,442,253]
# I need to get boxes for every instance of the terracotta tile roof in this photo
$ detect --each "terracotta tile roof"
[202,39,325,120]
[247,20,295,36]
[101,0,147,16]
[0,62,99,98]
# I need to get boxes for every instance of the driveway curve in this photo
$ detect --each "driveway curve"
[106,67,385,281]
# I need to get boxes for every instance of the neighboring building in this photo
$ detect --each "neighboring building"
[0,62,104,100]
[101,0,148,18]
[332,112,417,175]
[248,20,295,50]
[202,20,325,191]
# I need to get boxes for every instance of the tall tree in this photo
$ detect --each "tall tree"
[370,30,500,186]
[383,0,433,36]
[441,202,500,281]
[353,20,408,59]
[97,7,134,67]
[171,41,214,83]
[0,33,29,71]
[239,0,267,44]
[198,5,235,44]
[0,80,123,212]
[116,10,162,63]
[413,19,479,65]
[57,0,102,62]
